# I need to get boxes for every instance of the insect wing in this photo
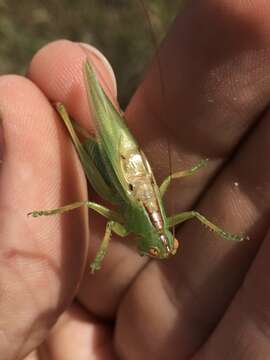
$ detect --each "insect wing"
[56,103,117,203]
[84,60,140,201]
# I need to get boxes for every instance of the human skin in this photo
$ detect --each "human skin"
[1,0,270,359]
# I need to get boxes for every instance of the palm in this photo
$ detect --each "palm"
[1,1,270,359]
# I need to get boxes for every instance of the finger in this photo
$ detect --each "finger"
[116,1,269,359]
[37,303,115,359]
[163,1,270,354]
[0,75,87,358]
[195,228,270,360]
[116,90,270,359]
[115,0,270,355]
[28,40,147,318]
[27,40,117,134]
[115,109,270,359]
[166,111,270,356]
[127,0,270,210]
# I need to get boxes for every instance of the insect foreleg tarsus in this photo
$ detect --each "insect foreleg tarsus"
[159,158,209,197]
[168,211,247,242]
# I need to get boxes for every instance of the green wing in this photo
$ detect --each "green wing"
[56,103,120,204]
[82,137,118,194]
[84,60,140,202]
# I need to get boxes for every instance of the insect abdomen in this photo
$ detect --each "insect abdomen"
[121,150,163,230]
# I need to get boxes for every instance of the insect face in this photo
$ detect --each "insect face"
[138,230,179,259]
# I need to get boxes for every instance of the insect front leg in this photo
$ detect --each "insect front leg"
[28,201,130,272]
[159,159,208,197]
[168,211,247,241]
[28,201,88,217]
[28,200,122,223]
[90,221,129,273]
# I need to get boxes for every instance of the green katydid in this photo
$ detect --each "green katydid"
[28,59,247,273]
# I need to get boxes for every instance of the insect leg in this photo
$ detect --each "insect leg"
[168,211,247,241]
[28,200,123,223]
[90,220,130,273]
[159,159,208,197]
[90,221,114,273]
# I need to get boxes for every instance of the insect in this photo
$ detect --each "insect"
[28,59,247,273]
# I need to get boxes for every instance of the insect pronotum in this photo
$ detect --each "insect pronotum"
[28,58,248,273]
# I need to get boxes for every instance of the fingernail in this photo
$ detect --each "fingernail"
[79,43,117,96]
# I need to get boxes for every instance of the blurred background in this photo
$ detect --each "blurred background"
[0,0,181,106]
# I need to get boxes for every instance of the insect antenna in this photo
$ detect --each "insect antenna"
[137,0,175,223]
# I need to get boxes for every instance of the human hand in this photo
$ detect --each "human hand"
[1,1,270,359]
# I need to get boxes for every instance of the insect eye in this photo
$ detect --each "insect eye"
[173,238,179,251]
[148,247,159,257]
